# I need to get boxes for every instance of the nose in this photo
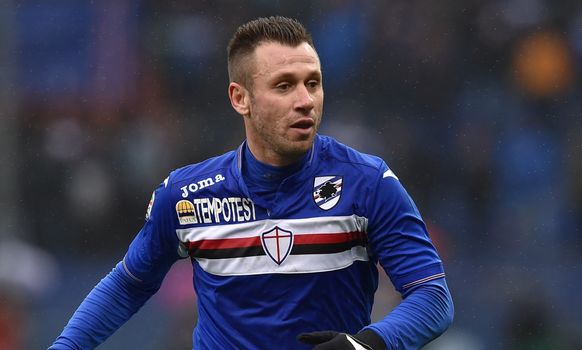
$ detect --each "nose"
[294,85,314,113]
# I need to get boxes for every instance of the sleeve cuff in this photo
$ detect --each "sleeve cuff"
[393,262,445,293]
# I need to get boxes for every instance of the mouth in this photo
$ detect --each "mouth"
[290,118,315,130]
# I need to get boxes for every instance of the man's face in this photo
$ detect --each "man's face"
[243,41,324,166]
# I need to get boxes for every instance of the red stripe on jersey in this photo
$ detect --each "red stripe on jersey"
[186,231,366,251]
[294,231,365,245]
[187,236,261,250]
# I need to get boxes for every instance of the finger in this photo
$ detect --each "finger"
[296,331,339,344]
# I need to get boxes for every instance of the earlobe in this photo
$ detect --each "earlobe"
[228,83,250,116]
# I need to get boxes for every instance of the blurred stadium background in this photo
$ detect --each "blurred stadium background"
[1,0,581,349]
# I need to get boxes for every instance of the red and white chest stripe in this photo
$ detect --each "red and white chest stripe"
[175,215,370,276]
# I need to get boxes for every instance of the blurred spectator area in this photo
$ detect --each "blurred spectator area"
[1,0,582,349]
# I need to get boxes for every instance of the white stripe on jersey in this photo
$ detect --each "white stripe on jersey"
[176,215,368,242]
[402,272,446,289]
[175,215,369,276]
[383,169,398,180]
[197,246,369,276]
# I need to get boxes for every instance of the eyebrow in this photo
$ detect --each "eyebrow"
[271,70,322,82]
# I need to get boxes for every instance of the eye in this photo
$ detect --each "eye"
[276,82,291,92]
[306,80,320,89]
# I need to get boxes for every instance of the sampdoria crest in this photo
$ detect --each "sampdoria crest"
[313,176,343,210]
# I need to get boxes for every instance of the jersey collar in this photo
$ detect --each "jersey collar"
[231,135,321,194]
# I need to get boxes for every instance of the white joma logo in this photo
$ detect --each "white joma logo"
[181,174,225,198]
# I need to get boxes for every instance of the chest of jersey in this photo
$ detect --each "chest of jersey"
[172,168,371,276]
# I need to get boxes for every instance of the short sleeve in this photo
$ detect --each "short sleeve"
[366,162,445,294]
[123,176,183,286]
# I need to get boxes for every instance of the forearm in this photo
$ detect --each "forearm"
[49,262,162,349]
[365,278,454,350]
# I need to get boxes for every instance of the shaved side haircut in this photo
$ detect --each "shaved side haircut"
[227,16,315,90]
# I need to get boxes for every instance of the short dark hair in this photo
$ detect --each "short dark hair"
[227,16,314,88]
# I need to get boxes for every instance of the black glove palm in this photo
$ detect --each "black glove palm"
[297,331,372,350]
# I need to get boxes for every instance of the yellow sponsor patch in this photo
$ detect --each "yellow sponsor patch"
[176,200,197,225]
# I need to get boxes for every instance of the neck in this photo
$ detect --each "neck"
[246,141,306,167]
[241,141,313,205]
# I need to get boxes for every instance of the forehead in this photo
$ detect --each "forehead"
[252,42,321,79]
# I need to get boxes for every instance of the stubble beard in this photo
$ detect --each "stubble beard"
[276,115,321,161]
[247,92,323,164]
[252,114,319,164]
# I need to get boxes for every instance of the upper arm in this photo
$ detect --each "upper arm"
[365,162,445,294]
[123,176,183,287]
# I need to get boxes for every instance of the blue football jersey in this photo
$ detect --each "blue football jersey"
[124,134,445,349]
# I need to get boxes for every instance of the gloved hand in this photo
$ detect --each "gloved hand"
[297,331,372,350]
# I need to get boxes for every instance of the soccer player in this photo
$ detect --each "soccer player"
[50,16,453,350]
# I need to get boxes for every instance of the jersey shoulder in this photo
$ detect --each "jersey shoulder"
[318,135,388,175]
[167,150,236,187]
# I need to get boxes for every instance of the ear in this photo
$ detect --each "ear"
[228,82,250,116]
